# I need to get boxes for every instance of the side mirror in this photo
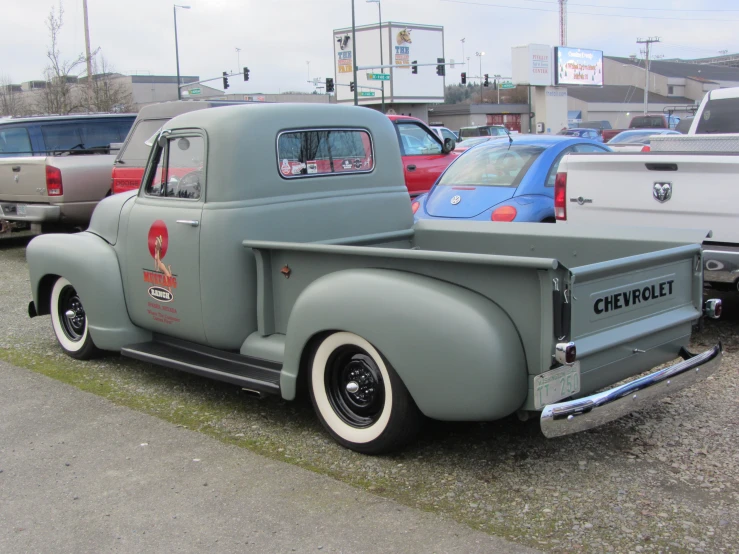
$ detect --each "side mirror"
[442,137,456,154]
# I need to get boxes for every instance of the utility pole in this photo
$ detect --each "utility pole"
[82,0,93,110]
[637,36,660,114]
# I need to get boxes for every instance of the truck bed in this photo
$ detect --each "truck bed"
[246,220,706,406]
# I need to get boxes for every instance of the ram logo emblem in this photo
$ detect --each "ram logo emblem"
[653,182,672,203]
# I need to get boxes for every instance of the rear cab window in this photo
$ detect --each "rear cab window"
[695,96,739,134]
[0,126,33,157]
[276,129,374,177]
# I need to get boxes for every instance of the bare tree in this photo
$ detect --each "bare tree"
[36,2,85,114]
[0,75,26,116]
[87,54,133,112]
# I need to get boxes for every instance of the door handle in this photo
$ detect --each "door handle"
[176,219,200,227]
[407,164,417,171]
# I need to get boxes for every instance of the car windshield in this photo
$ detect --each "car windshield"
[438,144,544,188]
[608,130,662,144]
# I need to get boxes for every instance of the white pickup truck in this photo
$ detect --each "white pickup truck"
[556,87,739,291]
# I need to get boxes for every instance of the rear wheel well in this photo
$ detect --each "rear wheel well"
[36,274,60,316]
[295,331,334,399]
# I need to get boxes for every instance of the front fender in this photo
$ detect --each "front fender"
[282,269,527,421]
[27,231,151,350]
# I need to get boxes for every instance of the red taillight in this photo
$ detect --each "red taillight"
[46,165,63,196]
[411,201,420,214]
[641,145,651,152]
[491,205,517,222]
[554,171,567,221]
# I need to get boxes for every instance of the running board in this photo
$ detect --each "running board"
[121,335,282,395]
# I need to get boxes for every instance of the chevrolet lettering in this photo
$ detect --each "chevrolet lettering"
[24,104,723,454]
[594,280,675,315]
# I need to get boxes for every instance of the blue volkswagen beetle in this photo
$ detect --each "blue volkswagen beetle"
[412,135,610,223]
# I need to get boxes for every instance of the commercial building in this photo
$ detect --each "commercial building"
[332,22,446,121]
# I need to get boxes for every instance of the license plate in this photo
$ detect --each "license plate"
[17,204,26,216]
[534,362,581,410]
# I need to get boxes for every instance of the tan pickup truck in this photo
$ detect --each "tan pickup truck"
[0,114,134,233]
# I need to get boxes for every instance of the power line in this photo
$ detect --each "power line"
[439,0,739,21]
[490,0,739,12]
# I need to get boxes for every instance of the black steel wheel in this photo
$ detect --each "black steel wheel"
[309,331,422,454]
[50,277,100,359]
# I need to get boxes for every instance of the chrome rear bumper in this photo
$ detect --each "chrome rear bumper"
[540,343,722,438]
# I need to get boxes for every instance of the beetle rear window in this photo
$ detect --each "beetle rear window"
[277,129,373,177]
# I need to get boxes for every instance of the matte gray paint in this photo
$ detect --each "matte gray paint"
[280,269,528,420]
[26,232,151,350]
[87,190,136,245]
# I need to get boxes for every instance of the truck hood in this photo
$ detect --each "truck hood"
[425,186,515,218]
[87,190,137,245]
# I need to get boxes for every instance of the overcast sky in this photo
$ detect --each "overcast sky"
[3,0,738,94]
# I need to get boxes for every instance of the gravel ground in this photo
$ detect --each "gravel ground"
[1,233,737,553]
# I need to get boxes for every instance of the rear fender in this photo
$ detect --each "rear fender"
[281,269,528,421]
[27,232,151,350]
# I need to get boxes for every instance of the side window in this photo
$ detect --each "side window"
[145,135,204,200]
[545,145,578,187]
[76,121,126,150]
[119,119,168,163]
[396,123,442,156]
[40,124,82,152]
[0,126,33,157]
[276,129,373,177]
[441,129,457,142]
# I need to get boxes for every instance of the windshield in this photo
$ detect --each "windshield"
[695,96,739,134]
[438,145,544,188]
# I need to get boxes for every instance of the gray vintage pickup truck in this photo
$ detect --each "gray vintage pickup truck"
[26,104,723,454]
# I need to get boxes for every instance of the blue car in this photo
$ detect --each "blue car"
[412,135,610,223]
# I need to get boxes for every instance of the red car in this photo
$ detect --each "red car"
[387,114,459,197]
[112,108,457,199]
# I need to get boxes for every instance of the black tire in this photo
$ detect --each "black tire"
[309,331,423,454]
[50,277,101,360]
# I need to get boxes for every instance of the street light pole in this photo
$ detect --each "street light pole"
[236,47,241,70]
[494,73,501,104]
[173,4,191,100]
[351,0,358,106]
[367,0,384,112]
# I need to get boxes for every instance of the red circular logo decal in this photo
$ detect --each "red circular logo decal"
[148,220,169,260]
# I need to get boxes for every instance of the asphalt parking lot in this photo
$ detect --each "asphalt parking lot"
[1,233,737,553]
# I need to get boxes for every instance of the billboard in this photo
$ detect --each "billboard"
[511,44,552,87]
[333,23,445,104]
[554,47,603,86]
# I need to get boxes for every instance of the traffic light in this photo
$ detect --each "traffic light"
[349,81,355,92]
[222,71,230,90]
[411,61,418,75]
[483,74,489,87]
[243,67,250,81]
[325,77,334,93]
[461,72,467,85]
[436,58,445,77]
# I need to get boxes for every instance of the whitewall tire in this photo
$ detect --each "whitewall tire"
[309,332,422,454]
[50,277,100,360]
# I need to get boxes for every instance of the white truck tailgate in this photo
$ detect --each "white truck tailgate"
[559,153,739,244]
